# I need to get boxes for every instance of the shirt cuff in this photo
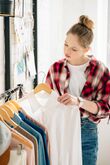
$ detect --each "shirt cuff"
[94,101,102,116]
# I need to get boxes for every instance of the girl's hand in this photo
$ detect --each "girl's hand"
[57,93,79,106]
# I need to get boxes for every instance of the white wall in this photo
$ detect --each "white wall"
[97,118,110,165]
[37,0,64,82]
[38,0,110,164]
[97,0,108,65]
[107,0,110,67]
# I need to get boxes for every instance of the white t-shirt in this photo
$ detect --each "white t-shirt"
[19,91,82,165]
[8,150,27,165]
[67,61,89,97]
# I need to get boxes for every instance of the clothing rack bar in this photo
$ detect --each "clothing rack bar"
[33,0,38,87]
[0,84,23,100]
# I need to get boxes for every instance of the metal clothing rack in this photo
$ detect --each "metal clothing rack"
[0,84,23,101]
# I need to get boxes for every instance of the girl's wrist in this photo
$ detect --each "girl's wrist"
[77,97,85,107]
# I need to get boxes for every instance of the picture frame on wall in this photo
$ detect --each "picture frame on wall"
[0,0,24,17]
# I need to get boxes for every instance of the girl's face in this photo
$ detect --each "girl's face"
[64,33,89,65]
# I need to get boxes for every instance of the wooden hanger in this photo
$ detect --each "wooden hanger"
[1,104,14,118]
[0,115,32,149]
[34,83,52,94]
[12,131,33,149]
[0,116,32,149]
[5,100,20,113]
[9,100,21,112]
[0,107,17,128]
[0,114,4,121]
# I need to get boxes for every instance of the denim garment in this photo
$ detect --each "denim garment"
[81,118,98,165]
[18,111,50,165]
[12,113,46,165]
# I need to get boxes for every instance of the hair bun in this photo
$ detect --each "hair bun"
[79,15,94,30]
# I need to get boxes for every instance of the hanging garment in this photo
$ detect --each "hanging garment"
[18,111,50,165]
[8,149,27,165]
[0,121,11,156]
[15,125,37,165]
[20,91,82,165]
[12,113,46,165]
[10,130,35,165]
[20,110,50,158]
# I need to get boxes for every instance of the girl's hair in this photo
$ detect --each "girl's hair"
[67,15,94,48]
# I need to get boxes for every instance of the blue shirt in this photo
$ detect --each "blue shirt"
[19,111,50,165]
[12,113,46,165]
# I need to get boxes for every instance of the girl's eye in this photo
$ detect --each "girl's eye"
[72,49,77,51]
[64,44,68,47]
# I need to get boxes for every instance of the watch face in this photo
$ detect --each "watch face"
[78,97,84,108]
[0,1,14,16]
[79,97,84,102]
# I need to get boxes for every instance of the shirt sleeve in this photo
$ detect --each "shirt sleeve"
[93,68,110,118]
[45,69,54,89]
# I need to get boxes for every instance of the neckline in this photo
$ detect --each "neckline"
[67,59,90,68]
[33,90,59,108]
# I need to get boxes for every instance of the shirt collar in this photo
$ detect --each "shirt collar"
[63,55,97,68]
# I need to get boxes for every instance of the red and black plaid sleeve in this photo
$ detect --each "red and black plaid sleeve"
[93,68,110,118]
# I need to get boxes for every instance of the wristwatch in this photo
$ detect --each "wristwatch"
[77,97,84,108]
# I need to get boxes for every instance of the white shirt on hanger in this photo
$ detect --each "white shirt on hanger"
[19,90,82,165]
[8,149,27,165]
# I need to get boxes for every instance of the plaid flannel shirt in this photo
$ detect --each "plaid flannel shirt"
[45,56,110,123]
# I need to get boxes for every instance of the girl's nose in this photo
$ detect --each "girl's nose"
[66,47,71,55]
